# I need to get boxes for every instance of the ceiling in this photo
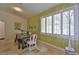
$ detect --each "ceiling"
[0,3,59,19]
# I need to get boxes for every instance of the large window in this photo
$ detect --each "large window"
[53,13,61,34]
[41,16,52,33]
[62,10,74,35]
[46,16,52,33]
[41,17,46,33]
[41,9,74,36]
[62,11,69,35]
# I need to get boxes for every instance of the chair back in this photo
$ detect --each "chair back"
[30,34,37,42]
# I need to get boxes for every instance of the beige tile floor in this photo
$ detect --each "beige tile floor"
[0,40,65,55]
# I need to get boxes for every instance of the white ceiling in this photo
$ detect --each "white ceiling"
[0,3,59,18]
[22,3,58,17]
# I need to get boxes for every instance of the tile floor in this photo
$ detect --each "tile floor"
[0,40,65,55]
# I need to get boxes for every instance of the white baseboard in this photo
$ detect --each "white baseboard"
[38,40,65,52]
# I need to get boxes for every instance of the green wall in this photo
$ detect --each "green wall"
[27,3,79,52]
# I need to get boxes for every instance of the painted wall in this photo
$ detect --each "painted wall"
[27,3,79,53]
[0,11,27,47]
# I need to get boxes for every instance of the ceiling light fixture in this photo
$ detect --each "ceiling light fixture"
[12,6,23,12]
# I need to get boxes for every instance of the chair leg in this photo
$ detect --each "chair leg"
[18,43,20,49]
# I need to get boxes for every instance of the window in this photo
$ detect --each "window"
[41,17,46,33]
[46,16,52,33]
[41,16,52,33]
[62,11,69,35]
[62,10,74,36]
[53,13,61,34]
[41,9,74,36]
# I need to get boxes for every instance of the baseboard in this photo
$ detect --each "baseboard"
[38,40,65,52]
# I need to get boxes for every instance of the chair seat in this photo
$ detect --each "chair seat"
[27,41,36,45]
